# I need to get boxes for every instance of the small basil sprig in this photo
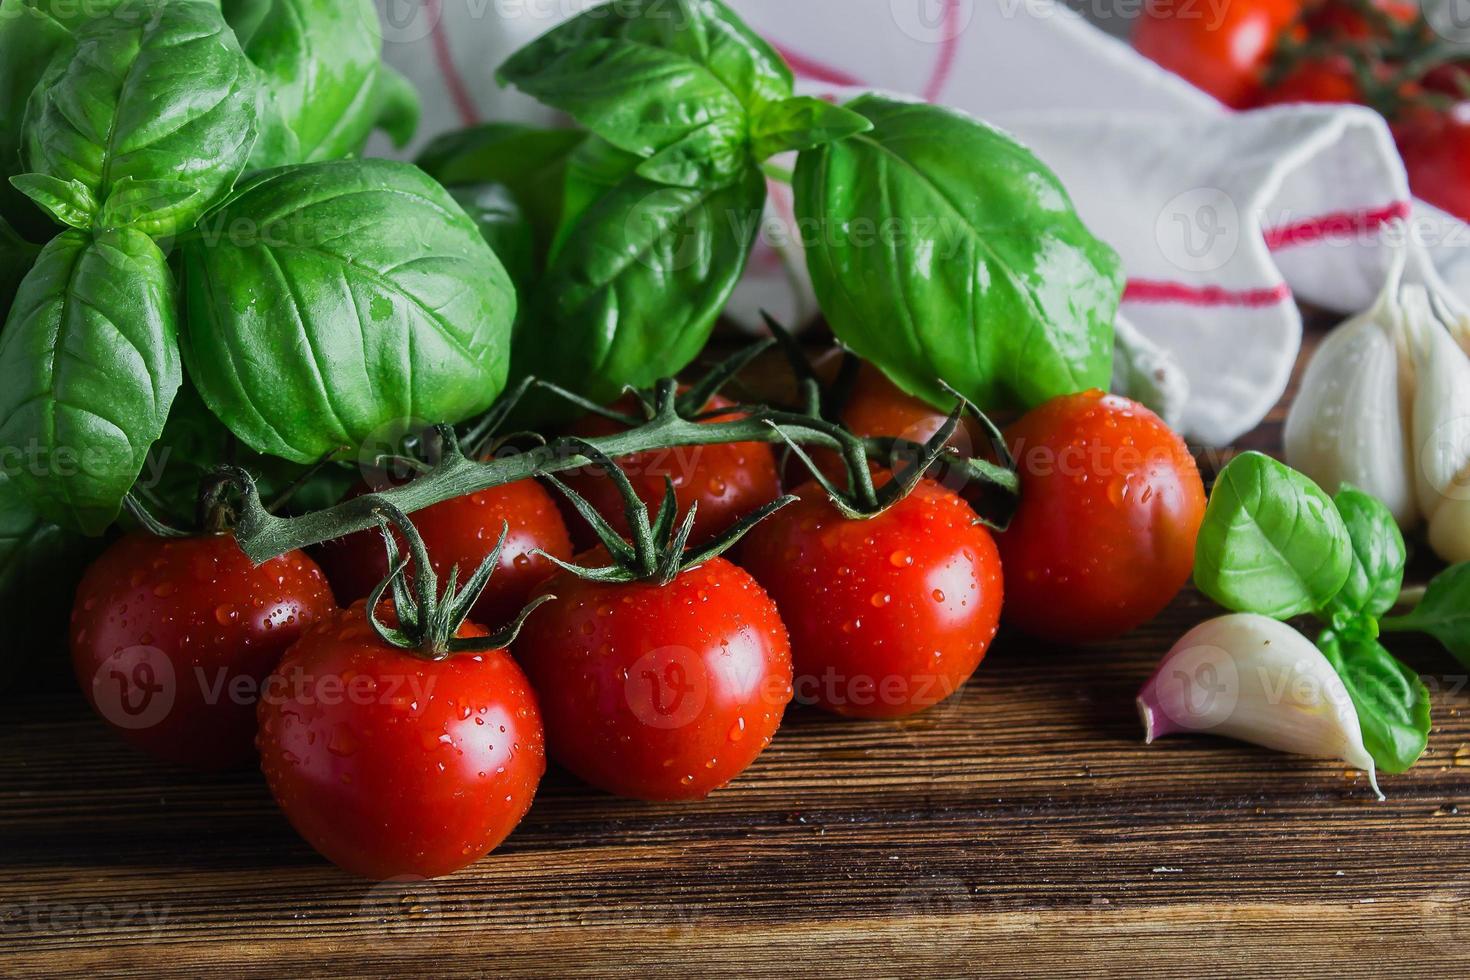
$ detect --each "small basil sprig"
[1382,562,1470,667]
[1192,453,1432,774]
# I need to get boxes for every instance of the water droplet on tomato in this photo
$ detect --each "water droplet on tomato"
[214,604,238,625]
[889,550,911,568]
[870,592,890,608]
[932,589,946,602]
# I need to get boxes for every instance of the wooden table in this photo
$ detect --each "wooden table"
[3,335,1468,977]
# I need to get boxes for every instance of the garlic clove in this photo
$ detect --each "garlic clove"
[1137,613,1381,798]
[1408,287,1470,545]
[1428,492,1470,564]
[1284,304,1418,527]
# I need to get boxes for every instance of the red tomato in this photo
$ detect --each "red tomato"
[315,479,572,631]
[997,390,1206,645]
[1306,0,1418,38]
[1256,54,1361,105]
[515,555,791,800]
[257,601,545,879]
[1395,106,1470,224]
[69,533,335,770]
[562,392,780,548]
[739,475,1003,718]
[1133,0,1303,108]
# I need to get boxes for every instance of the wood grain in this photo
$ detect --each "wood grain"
[3,328,1469,977]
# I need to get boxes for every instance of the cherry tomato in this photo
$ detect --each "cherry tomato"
[1133,0,1303,108]
[1395,106,1470,224]
[739,475,1003,718]
[315,478,572,631]
[562,392,780,548]
[1306,0,1418,39]
[997,390,1206,645]
[1256,54,1361,105]
[257,601,545,879]
[787,352,986,488]
[515,555,791,800]
[69,533,336,770]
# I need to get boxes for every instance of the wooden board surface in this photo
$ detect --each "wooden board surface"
[3,332,1469,977]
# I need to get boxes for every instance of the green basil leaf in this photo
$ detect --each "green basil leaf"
[517,163,765,411]
[1381,562,1470,668]
[500,0,791,111]
[180,159,516,464]
[501,37,746,186]
[0,228,181,534]
[634,117,747,189]
[0,212,38,321]
[1318,630,1430,774]
[450,184,535,300]
[1327,485,1407,624]
[22,0,258,238]
[794,95,1123,411]
[223,0,384,168]
[0,0,85,236]
[1193,452,1353,619]
[9,173,98,229]
[0,469,102,679]
[751,96,874,159]
[370,64,420,150]
[416,124,586,261]
[96,177,204,237]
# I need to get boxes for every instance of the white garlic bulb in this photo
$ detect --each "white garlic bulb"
[1137,613,1380,798]
[1410,290,1470,563]
[1284,256,1419,527]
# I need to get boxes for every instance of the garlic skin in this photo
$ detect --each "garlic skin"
[1137,613,1381,798]
[1284,277,1418,527]
[1409,292,1470,563]
[1112,314,1190,430]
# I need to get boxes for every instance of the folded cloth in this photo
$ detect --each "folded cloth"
[375,0,1465,445]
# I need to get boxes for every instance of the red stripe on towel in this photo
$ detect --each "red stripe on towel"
[1262,200,1411,250]
[428,0,480,126]
[1123,280,1293,307]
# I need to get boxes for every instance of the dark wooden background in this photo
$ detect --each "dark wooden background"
[3,331,1469,977]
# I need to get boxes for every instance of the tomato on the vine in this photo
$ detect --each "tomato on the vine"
[315,478,572,630]
[257,600,545,880]
[997,390,1206,645]
[70,533,336,770]
[1133,0,1304,108]
[1256,54,1361,105]
[562,391,781,548]
[1394,106,1470,224]
[739,474,1003,718]
[515,553,792,800]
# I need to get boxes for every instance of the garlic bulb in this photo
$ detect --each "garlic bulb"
[1285,243,1470,562]
[1410,290,1470,563]
[1137,613,1381,798]
[1284,254,1418,527]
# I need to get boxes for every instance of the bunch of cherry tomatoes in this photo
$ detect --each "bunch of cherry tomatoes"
[1134,0,1470,221]
[68,352,1206,880]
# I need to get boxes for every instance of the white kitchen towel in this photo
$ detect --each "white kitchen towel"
[373,0,1468,445]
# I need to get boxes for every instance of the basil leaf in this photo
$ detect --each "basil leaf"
[10,174,98,229]
[180,159,516,464]
[370,65,420,151]
[501,0,791,107]
[751,96,874,159]
[794,95,1123,411]
[0,213,39,321]
[450,184,535,300]
[1318,630,1430,774]
[223,0,385,168]
[0,470,101,679]
[416,124,585,261]
[1327,485,1407,624]
[0,228,181,534]
[1193,452,1353,619]
[0,0,83,236]
[22,0,258,237]
[517,163,765,410]
[502,38,746,187]
[1381,562,1470,668]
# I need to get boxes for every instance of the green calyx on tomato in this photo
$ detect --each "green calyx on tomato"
[365,500,554,660]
